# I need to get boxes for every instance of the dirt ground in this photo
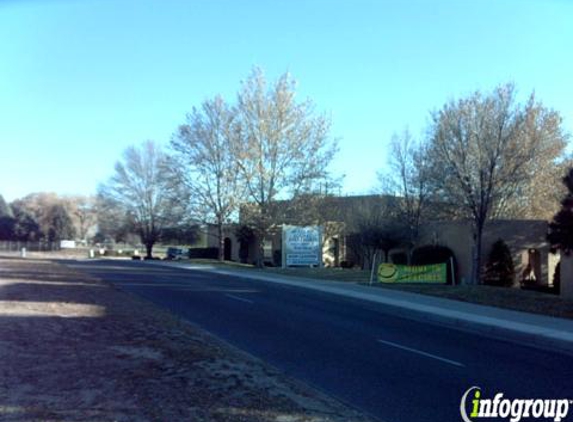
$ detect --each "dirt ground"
[0,256,372,422]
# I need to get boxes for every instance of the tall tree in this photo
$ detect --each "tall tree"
[11,192,59,238]
[95,194,137,244]
[548,167,573,255]
[98,140,180,258]
[0,203,44,242]
[0,194,14,240]
[494,104,570,220]
[68,196,97,243]
[379,129,432,258]
[344,196,403,269]
[46,204,76,242]
[427,83,568,284]
[0,217,13,240]
[10,204,42,241]
[0,194,13,218]
[234,67,337,266]
[170,96,243,261]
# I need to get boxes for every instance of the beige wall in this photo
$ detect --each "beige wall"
[419,222,474,284]
[484,220,552,286]
[204,224,241,262]
[228,217,555,284]
[419,220,552,285]
[246,224,345,267]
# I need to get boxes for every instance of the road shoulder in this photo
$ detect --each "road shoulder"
[0,256,373,422]
[152,260,573,356]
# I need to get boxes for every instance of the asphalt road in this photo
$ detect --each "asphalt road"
[66,260,573,422]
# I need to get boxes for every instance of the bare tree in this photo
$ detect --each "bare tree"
[66,195,97,244]
[344,196,403,269]
[379,129,432,259]
[98,140,180,258]
[234,68,337,266]
[170,96,243,261]
[282,177,345,250]
[95,193,136,244]
[427,83,569,284]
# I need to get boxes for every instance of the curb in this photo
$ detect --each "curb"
[148,261,573,356]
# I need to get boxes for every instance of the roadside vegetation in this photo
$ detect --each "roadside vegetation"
[1,68,572,291]
[164,259,573,319]
[375,284,573,320]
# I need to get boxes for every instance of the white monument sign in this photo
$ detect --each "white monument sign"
[282,225,322,267]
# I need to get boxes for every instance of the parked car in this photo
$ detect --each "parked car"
[165,247,187,260]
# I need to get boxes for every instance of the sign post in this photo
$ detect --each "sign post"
[369,252,378,286]
[282,225,322,268]
[377,263,447,284]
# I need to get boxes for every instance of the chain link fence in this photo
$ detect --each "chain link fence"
[0,240,61,252]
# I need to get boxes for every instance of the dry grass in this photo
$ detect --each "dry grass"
[186,260,370,282]
[0,256,372,422]
[188,258,256,269]
[185,260,573,320]
[373,283,573,319]
[264,267,371,283]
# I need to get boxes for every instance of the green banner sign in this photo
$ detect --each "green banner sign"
[377,263,447,284]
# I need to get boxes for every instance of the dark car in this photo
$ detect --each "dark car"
[165,247,187,260]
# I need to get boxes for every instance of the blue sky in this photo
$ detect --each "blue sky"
[1,0,572,201]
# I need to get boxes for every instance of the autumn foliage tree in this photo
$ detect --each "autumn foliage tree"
[46,204,76,242]
[170,96,243,261]
[3,193,75,242]
[233,68,337,266]
[427,83,568,284]
[548,168,573,255]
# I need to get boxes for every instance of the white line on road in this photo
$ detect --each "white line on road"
[377,339,465,367]
[225,294,254,304]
